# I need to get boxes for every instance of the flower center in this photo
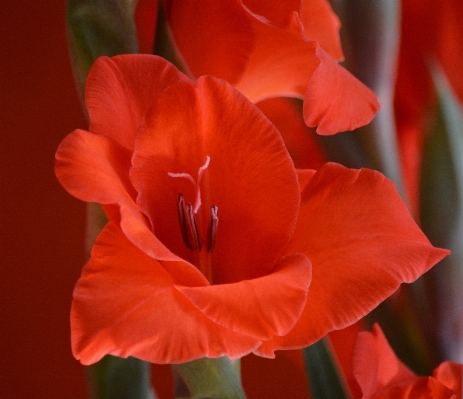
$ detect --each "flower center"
[168,156,218,252]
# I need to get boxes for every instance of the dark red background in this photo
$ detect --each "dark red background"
[1,1,88,397]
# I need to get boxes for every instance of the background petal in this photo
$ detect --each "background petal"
[433,362,463,397]
[256,163,449,355]
[234,12,320,102]
[72,223,259,365]
[242,0,342,60]
[165,0,254,84]
[299,0,343,60]
[353,324,416,398]
[257,97,327,169]
[85,54,190,150]
[177,253,311,340]
[130,76,301,283]
[303,45,380,135]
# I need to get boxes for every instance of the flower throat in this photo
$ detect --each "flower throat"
[168,156,218,253]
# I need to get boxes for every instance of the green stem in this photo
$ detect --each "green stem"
[172,357,246,399]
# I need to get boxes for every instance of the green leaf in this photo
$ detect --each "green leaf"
[303,338,350,399]
[173,357,246,399]
[66,0,138,100]
[86,356,156,399]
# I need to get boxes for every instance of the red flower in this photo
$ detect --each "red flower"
[135,0,380,135]
[354,324,462,398]
[55,54,448,364]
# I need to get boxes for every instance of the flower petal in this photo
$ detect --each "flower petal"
[165,0,254,84]
[55,129,204,277]
[85,54,190,150]
[72,223,260,365]
[371,378,457,399]
[353,324,416,398]
[303,45,380,135]
[299,0,343,60]
[257,97,327,169]
[130,75,301,283]
[242,0,343,60]
[234,12,320,103]
[433,362,463,398]
[177,253,311,341]
[256,163,449,355]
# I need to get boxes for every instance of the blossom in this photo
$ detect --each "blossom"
[55,54,448,365]
[353,324,462,398]
[134,0,380,135]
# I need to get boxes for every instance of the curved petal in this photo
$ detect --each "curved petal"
[177,253,311,340]
[85,54,190,150]
[297,169,317,192]
[371,378,456,399]
[72,223,260,365]
[353,324,416,398]
[257,97,327,169]
[433,362,463,397]
[241,0,300,27]
[241,0,342,60]
[55,129,136,206]
[130,76,301,283]
[299,0,343,60]
[55,129,199,272]
[255,163,450,355]
[303,45,380,135]
[165,0,255,84]
[234,12,320,102]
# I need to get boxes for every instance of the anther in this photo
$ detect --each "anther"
[185,204,202,251]
[176,194,193,250]
[208,206,218,252]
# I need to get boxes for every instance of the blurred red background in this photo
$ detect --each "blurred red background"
[1,1,88,397]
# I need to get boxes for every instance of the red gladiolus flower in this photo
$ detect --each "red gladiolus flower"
[354,324,462,398]
[135,0,380,135]
[55,54,448,365]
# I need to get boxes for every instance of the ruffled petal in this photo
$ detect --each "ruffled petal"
[85,54,190,150]
[299,0,343,60]
[177,253,311,340]
[72,223,260,365]
[370,378,457,399]
[255,163,449,355]
[303,45,380,135]
[130,75,301,283]
[234,12,320,103]
[165,0,254,84]
[242,0,342,60]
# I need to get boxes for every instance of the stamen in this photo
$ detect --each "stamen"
[176,194,193,250]
[208,206,218,252]
[185,204,202,251]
